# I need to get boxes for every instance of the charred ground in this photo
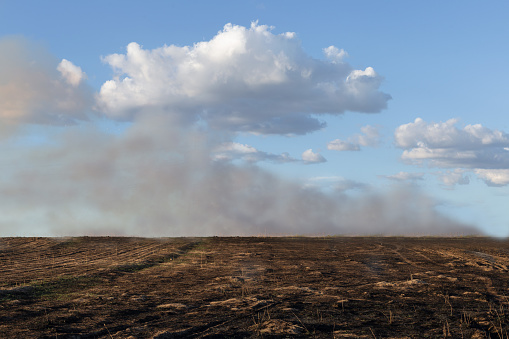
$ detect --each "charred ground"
[1,236,509,338]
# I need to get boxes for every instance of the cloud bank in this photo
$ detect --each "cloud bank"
[97,22,391,135]
[395,118,509,186]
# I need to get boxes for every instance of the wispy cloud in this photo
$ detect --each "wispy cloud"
[306,176,368,192]
[213,142,297,163]
[436,169,470,187]
[381,171,425,182]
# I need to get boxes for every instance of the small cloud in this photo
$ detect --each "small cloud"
[328,125,380,151]
[436,169,470,187]
[302,149,327,164]
[323,45,348,63]
[346,66,377,81]
[327,140,360,151]
[57,59,86,87]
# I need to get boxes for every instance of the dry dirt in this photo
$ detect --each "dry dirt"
[1,236,509,338]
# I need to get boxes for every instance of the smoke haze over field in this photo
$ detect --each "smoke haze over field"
[0,115,477,237]
[0,21,491,237]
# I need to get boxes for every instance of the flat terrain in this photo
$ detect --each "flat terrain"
[1,237,509,338]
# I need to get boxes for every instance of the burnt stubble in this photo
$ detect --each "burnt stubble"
[1,236,509,338]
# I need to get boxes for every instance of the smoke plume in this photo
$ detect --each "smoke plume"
[0,115,477,236]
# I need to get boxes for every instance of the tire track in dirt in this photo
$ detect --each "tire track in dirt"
[425,245,508,274]
[0,238,204,289]
[358,243,421,278]
[154,301,282,338]
[406,247,440,265]
[381,243,426,269]
[408,244,509,302]
[391,245,413,267]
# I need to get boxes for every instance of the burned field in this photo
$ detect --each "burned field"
[1,237,509,338]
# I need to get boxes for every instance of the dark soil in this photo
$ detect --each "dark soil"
[1,236,509,338]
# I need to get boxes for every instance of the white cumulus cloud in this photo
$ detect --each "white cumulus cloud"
[395,118,509,151]
[97,22,390,135]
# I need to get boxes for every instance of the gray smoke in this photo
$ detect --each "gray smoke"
[0,114,478,237]
[0,36,91,138]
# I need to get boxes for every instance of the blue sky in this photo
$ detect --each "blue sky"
[0,1,508,236]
